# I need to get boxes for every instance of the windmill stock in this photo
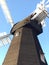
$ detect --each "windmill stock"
[0,0,49,65]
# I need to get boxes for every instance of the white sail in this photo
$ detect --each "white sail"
[0,0,14,27]
[46,0,49,4]
[40,0,45,4]
[46,5,49,8]
[0,32,11,47]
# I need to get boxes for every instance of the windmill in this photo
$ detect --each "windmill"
[0,0,49,65]
[0,0,49,47]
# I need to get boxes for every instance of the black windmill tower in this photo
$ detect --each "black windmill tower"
[0,0,48,65]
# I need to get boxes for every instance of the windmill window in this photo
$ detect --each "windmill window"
[40,53,45,63]
[15,32,20,37]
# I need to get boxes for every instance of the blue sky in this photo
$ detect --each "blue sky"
[0,0,49,65]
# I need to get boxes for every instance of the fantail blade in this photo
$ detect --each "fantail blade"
[45,5,49,8]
